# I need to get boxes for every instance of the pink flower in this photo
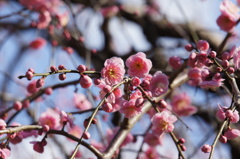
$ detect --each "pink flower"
[0,148,10,159]
[199,79,224,91]
[119,99,142,118]
[73,93,92,110]
[151,111,177,137]
[188,52,197,68]
[29,37,46,49]
[224,128,240,140]
[220,0,239,20]
[68,126,82,140]
[126,52,152,78]
[217,14,236,32]
[144,133,163,146]
[101,57,125,85]
[37,10,52,29]
[201,144,212,153]
[39,109,60,129]
[216,104,239,123]
[233,49,240,70]
[170,93,197,116]
[60,111,75,128]
[149,71,169,97]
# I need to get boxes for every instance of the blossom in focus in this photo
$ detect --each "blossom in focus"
[126,52,152,78]
[151,111,177,137]
[101,57,125,85]
[29,37,46,49]
[39,109,60,129]
[149,71,169,97]
[73,93,92,110]
[170,93,197,116]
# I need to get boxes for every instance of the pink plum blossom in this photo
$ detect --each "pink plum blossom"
[151,111,177,137]
[144,133,163,147]
[39,109,60,129]
[119,99,142,118]
[216,104,239,123]
[217,14,236,32]
[149,71,169,97]
[0,148,11,159]
[170,93,197,116]
[233,49,240,70]
[73,93,92,110]
[220,0,239,20]
[60,111,75,128]
[37,10,52,29]
[101,57,125,85]
[126,52,152,78]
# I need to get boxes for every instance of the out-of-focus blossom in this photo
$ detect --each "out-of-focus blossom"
[149,71,169,97]
[29,37,46,49]
[73,93,92,110]
[39,109,60,129]
[171,93,197,116]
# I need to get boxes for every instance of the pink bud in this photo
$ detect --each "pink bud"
[102,103,113,113]
[79,75,92,88]
[131,77,141,86]
[44,87,53,95]
[13,101,22,111]
[158,99,167,109]
[36,79,44,88]
[222,52,230,60]
[26,71,34,80]
[230,110,239,123]
[28,68,34,73]
[224,128,240,140]
[185,44,194,51]
[91,49,97,54]
[59,74,66,81]
[77,65,86,73]
[222,60,229,68]
[217,67,222,72]
[29,38,46,49]
[103,85,112,93]
[209,51,217,58]
[216,105,226,121]
[180,144,186,151]
[169,56,182,70]
[50,66,58,72]
[227,67,235,74]
[58,65,66,70]
[135,98,144,108]
[188,52,197,68]
[178,138,185,144]
[83,132,91,139]
[219,135,227,143]
[196,40,209,51]
[201,144,211,153]
[79,36,85,43]
[22,100,30,108]
[63,47,74,54]
[94,78,101,85]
